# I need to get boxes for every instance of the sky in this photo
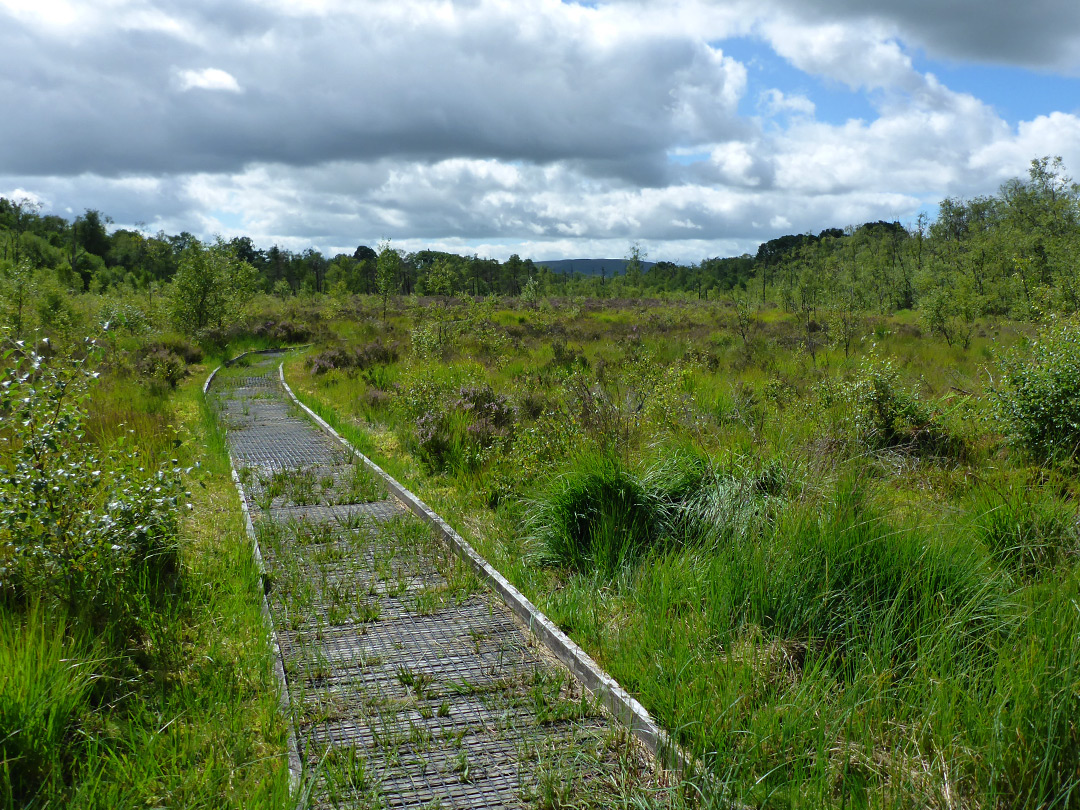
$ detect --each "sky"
[2,0,1079,263]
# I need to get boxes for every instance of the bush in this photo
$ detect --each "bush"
[251,317,314,344]
[548,337,588,371]
[98,300,150,335]
[993,317,1080,462]
[132,337,201,392]
[0,342,185,637]
[135,347,185,391]
[308,340,399,375]
[845,355,965,457]
[414,384,515,474]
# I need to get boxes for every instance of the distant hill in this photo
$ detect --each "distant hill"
[535,258,657,276]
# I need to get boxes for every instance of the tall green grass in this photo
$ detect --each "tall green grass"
[0,605,94,807]
[530,452,665,574]
[291,297,1080,807]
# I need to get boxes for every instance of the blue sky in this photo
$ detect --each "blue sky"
[720,36,880,126]
[1,0,1079,262]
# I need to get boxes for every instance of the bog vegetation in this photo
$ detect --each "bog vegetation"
[2,156,1080,808]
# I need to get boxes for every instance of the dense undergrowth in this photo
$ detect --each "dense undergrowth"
[0,320,292,806]
[286,293,1080,809]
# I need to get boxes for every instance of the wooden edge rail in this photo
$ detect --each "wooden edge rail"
[277,361,705,789]
[202,347,311,798]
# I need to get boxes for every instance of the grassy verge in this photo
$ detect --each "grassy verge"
[1,351,291,807]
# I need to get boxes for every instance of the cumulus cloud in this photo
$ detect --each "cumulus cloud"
[761,16,918,93]
[760,89,816,118]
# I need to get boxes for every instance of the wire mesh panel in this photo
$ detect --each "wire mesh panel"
[208,354,672,809]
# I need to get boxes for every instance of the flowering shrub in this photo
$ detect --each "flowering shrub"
[135,345,187,391]
[415,384,516,473]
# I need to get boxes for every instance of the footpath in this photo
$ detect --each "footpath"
[208,352,672,809]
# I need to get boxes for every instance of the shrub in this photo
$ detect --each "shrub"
[308,340,399,375]
[414,384,515,474]
[155,335,203,364]
[548,337,588,371]
[308,345,353,375]
[135,345,187,391]
[98,300,150,335]
[415,410,457,472]
[250,317,315,344]
[0,342,185,636]
[845,355,965,457]
[993,316,1080,462]
[169,239,256,338]
[410,322,449,359]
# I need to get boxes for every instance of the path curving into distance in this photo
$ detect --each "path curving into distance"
[207,352,676,809]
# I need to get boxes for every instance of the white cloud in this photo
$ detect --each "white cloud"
[762,0,1080,73]
[760,16,918,93]
[970,112,1080,182]
[175,67,242,93]
[760,89,815,117]
[1,187,45,206]
[0,0,84,29]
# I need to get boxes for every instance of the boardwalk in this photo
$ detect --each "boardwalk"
[209,353,671,809]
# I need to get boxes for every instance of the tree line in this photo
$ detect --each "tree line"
[1,156,1077,340]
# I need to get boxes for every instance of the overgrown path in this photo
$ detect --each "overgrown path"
[208,353,669,809]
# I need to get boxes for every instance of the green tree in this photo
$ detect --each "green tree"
[0,197,42,267]
[625,243,646,291]
[376,240,401,321]
[168,239,256,337]
[999,157,1080,315]
[0,259,36,337]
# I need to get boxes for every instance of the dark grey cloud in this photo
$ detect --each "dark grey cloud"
[0,1,747,179]
[769,0,1080,71]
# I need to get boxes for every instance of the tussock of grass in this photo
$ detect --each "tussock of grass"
[967,479,1078,581]
[530,453,665,575]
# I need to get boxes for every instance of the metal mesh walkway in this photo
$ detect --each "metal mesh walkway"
[209,354,670,809]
